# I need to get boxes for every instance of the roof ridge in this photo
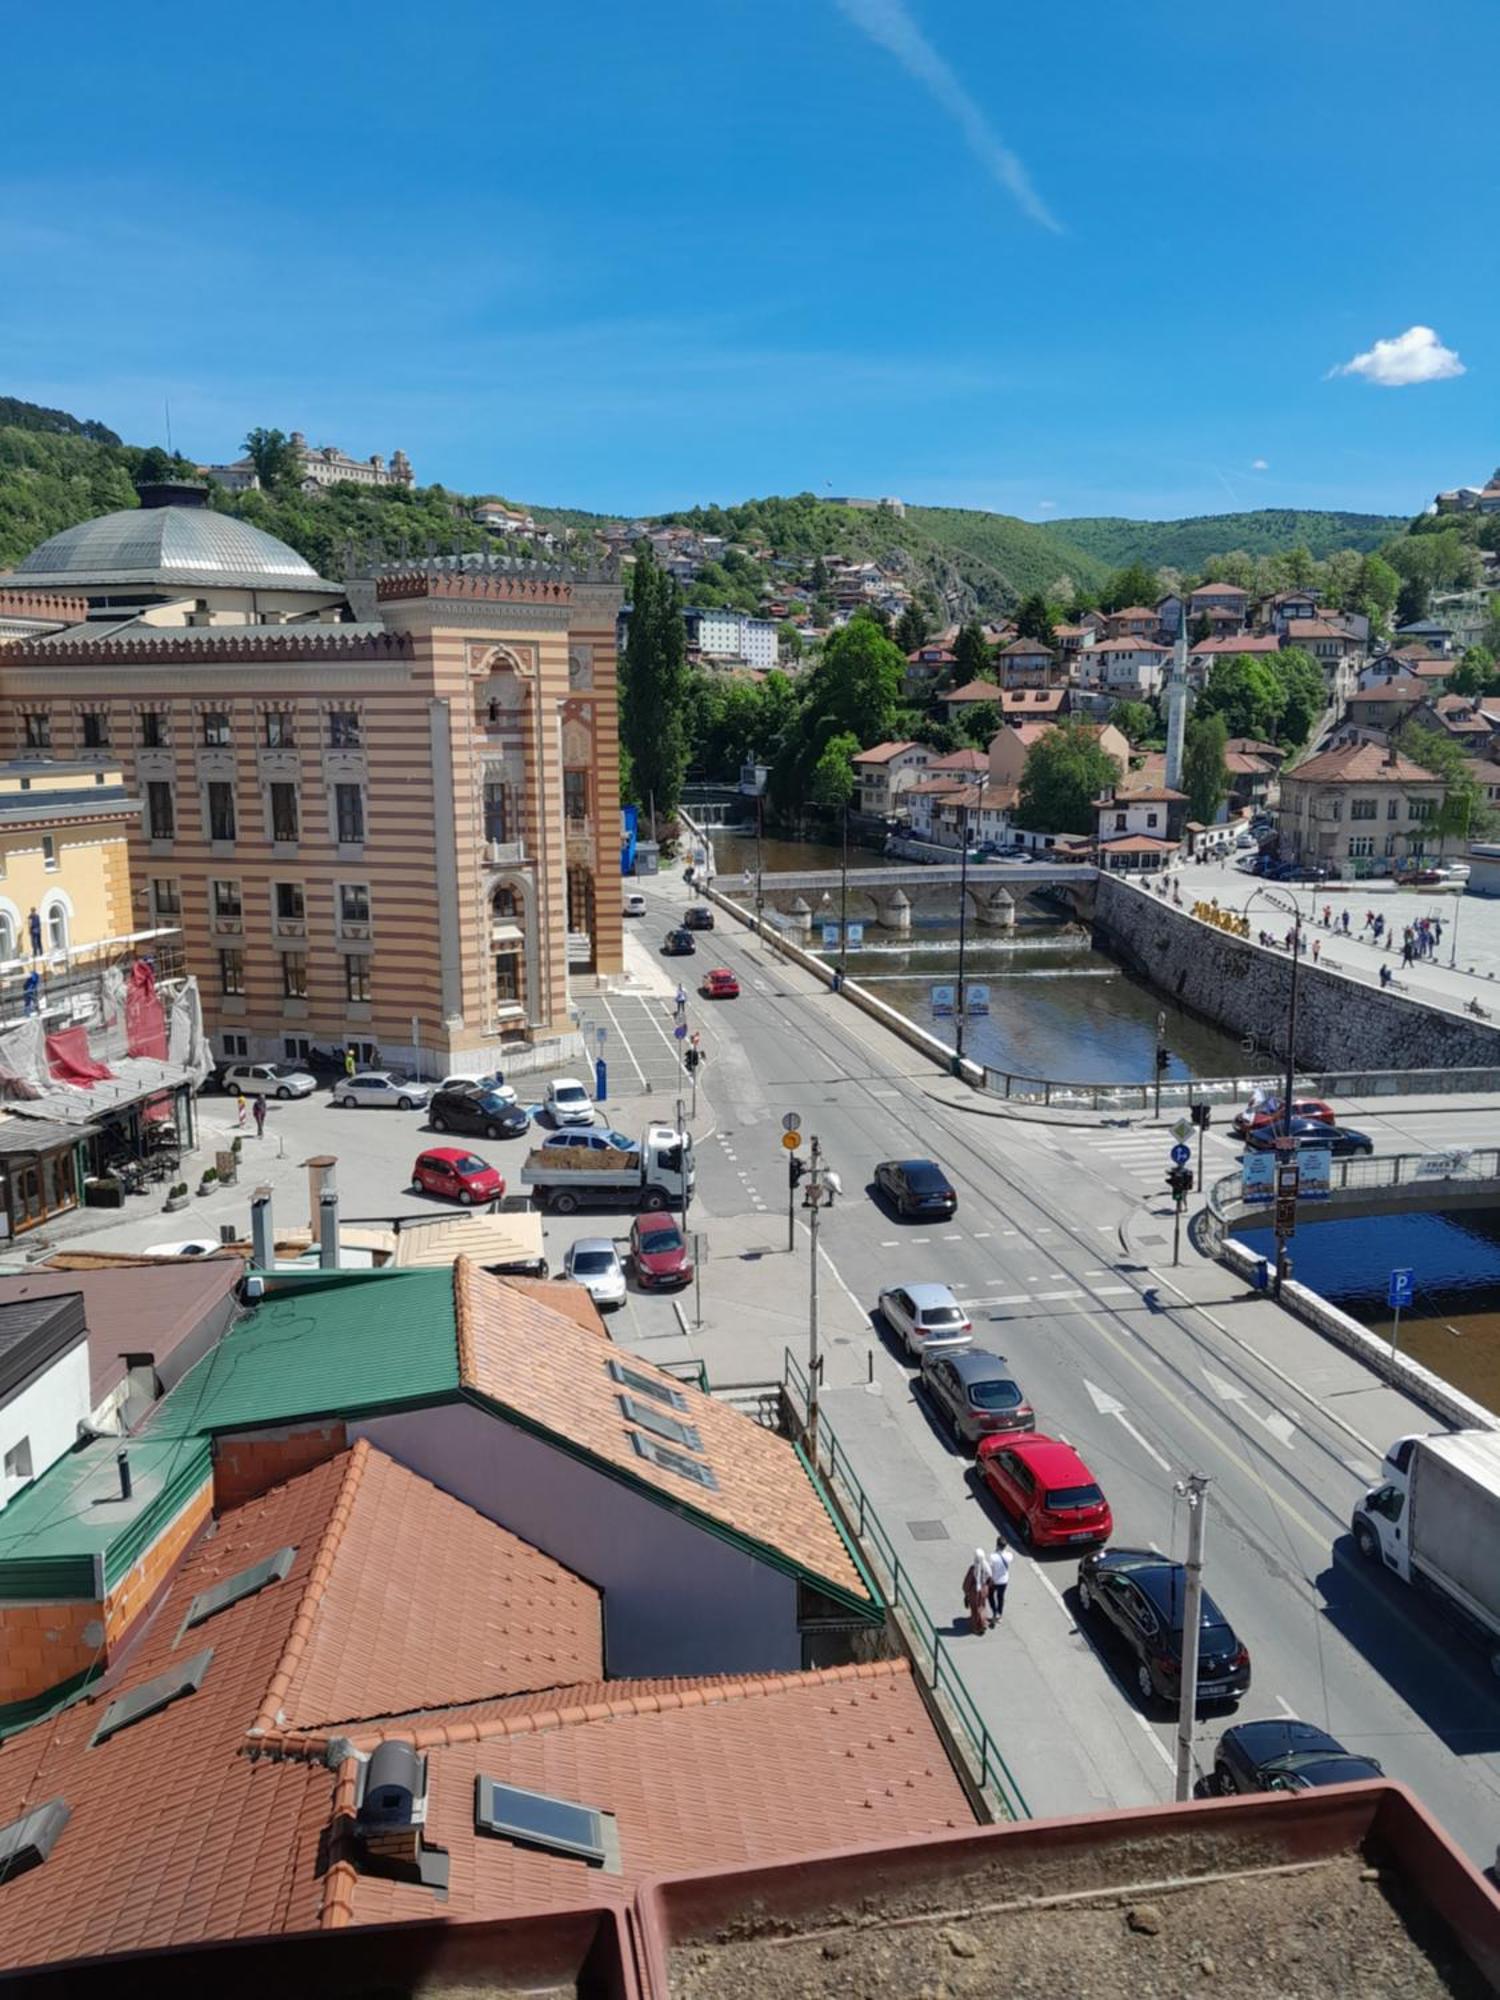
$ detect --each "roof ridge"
[453,1255,477,1383]
[249,1441,371,1736]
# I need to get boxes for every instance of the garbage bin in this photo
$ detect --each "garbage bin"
[1253,1257,1269,1292]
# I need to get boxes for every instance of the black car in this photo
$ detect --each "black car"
[1211,1720,1383,1797]
[683,905,715,930]
[1243,1118,1373,1158]
[426,1086,530,1141]
[874,1158,957,1219]
[662,929,697,956]
[1076,1548,1251,1711]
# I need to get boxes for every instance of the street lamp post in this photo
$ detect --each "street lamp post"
[754,794,764,937]
[1173,1473,1211,1802]
[1245,884,1305,1296]
[955,805,971,1062]
[839,803,850,978]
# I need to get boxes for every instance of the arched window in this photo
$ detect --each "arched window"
[45,904,69,955]
[492,885,518,919]
[0,913,14,961]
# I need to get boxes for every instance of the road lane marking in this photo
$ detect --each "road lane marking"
[1082,1379,1174,1473]
[1025,1564,1174,1777]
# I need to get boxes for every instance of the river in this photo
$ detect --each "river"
[701,827,1247,1085]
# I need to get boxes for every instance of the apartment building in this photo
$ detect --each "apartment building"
[1277,740,1447,876]
[0,486,621,1073]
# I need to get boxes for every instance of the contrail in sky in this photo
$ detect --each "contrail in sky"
[833,0,1062,232]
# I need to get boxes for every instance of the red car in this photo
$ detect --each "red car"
[1231,1099,1334,1138]
[628,1215,694,1290]
[977,1433,1113,1549]
[411,1147,504,1206]
[701,967,739,999]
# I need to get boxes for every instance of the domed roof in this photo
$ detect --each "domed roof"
[12,501,338,596]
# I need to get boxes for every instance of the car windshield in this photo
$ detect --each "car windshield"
[269,1063,304,1078]
[572,1251,615,1274]
[968,1378,1022,1410]
[639,1229,683,1254]
[1045,1484,1104,1511]
[920,1305,965,1326]
[455,1156,487,1175]
[476,1093,513,1112]
[554,1087,587,1104]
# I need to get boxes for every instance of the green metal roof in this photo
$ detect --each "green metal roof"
[138,1268,459,1442]
[0,1435,213,1600]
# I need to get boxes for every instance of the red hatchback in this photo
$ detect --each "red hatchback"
[628,1215,694,1290]
[977,1433,1113,1549]
[701,967,739,999]
[1231,1099,1334,1138]
[411,1148,504,1206]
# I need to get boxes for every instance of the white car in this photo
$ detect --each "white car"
[438,1072,518,1106]
[877,1283,974,1360]
[623,890,647,917]
[545,1077,596,1127]
[220,1061,317,1100]
[336,1070,431,1110]
[562,1237,627,1311]
[144,1239,223,1258]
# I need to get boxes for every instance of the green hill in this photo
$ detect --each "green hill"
[1039,509,1409,572]
[905,505,1105,601]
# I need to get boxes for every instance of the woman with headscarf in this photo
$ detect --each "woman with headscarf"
[962,1548,991,1634]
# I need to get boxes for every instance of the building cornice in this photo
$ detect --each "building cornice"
[1,627,414,669]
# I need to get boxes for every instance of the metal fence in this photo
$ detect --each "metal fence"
[1207,1146,1500,1228]
[981,1064,1500,1112]
[782,1348,1029,1823]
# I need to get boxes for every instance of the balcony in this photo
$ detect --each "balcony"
[272,916,307,939]
[564,815,594,854]
[486,839,527,867]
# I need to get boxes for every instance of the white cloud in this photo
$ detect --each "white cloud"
[1251,457,1269,471]
[1036,499,1057,512]
[832,0,1060,232]
[1330,325,1465,388]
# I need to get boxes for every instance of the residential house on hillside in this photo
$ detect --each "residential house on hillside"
[926,780,1016,851]
[1093,785,1187,871]
[1102,605,1160,642]
[987,719,1128,795]
[937,679,1003,723]
[1277,740,1447,876]
[999,687,1070,722]
[1187,631,1283,684]
[1084,637,1168,696]
[1263,588,1321,635]
[903,644,955,700]
[1188,580,1250,630]
[1344,677,1426,736]
[1393,613,1459,655]
[1224,749,1276,813]
[994,638,1057,688]
[1052,621,1098,664]
[852,740,931,818]
[1284,618,1357,668]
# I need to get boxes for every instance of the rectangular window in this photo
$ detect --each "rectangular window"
[262,710,295,748]
[201,711,232,747]
[41,836,56,871]
[339,882,370,925]
[212,879,241,921]
[344,954,371,1003]
[274,881,304,922]
[22,713,50,751]
[483,781,514,843]
[335,783,364,843]
[1349,798,1377,821]
[207,781,236,842]
[1408,797,1437,823]
[3,1437,33,1483]
[220,1032,249,1058]
[141,711,166,749]
[219,947,245,996]
[281,951,308,999]
[283,1036,311,1060]
[1384,832,1399,857]
[1348,836,1374,858]
[151,878,182,920]
[563,770,589,822]
[80,710,109,749]
[269,782,299,843]
[494,951,521,1003]
[147,782,175,840]
[1387,797,1400,820]
[328,709,361,748]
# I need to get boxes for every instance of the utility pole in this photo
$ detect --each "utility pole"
[1173,1473,1210,1803]
[1153,1010,1167,1119]
[1275,914,1302,1297]
[955,800,972,1062]
[675,1093,689,1242]
[754,793,764,937]
[807,1133,823,1462]
[839,803,849,979]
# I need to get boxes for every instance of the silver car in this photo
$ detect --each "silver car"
[336,1070,431,1110]
[876,1283,973,1360]
[920,1346,1035,1450]
[563,1237,627,1311]
[221,1060,316,1100]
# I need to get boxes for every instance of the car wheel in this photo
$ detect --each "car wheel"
[1352,1519,1380,1563]
[277,1085,292,1100]
[552,1191,579,1216]
[952,1413,966,1451]
[459,1189,474,1206]
[430,1115,447,1133]
[1135,1661,1157,1706]
[398,1096,415,1110]
[340,1094,358,1109]
[485,1124,503,1140]
[1213,1761,1235,1796]
[642,1188,669,1212]
[1076,1576,1093,1613]
[410,1178,422,1194]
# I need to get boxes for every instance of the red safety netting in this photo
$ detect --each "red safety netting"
[45,1027,113,1086]
[125,959,167,1062]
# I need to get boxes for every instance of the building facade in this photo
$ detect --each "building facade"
[1277,741,1447,877]
[199,433,414,494]
[0,496,622,1074]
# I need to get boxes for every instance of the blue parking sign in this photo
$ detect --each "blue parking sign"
[1387,1268,1414,1310]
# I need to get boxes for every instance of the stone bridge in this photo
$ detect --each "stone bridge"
[711,863,1097,935]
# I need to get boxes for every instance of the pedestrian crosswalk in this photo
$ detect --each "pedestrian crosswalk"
[1070,1127,1239,1197]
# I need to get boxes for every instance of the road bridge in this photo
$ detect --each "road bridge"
[1207,1147,1500,1234]
[711,862,1096,934]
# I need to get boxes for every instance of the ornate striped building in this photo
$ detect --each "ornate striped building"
[0,486,622,1074]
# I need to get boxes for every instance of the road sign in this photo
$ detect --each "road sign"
[781,1112,802,1133]
[1274,1196,1298,1234]
[781,1131,802,1151]
[1172,1118,1191,1142]
[965,983,990,1016]
[595,1027,607,1046]
[1170,1143,1191,1166]
[822,923,839,948]
[1388,1268,1415,1309]
[1299,1148,1332,1200]
[931,984,955,1018]
[673,1021,687,1040]
[846,922,865,947]
[1241,1154,1274,1204]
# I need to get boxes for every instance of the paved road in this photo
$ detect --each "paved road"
[611,866,1500,1860]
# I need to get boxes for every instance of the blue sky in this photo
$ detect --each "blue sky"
[3,0,1495,522]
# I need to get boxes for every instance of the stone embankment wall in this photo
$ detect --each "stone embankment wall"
[1093,874,1500,1070]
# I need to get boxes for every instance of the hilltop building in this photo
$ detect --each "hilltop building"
[199,433,414,494]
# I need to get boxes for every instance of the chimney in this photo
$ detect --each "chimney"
[319,1189,341,1270]
[306,1155,337,1237]
[116,1449,132,1501]
[250,1185,274,1270]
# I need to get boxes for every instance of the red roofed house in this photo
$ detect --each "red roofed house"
[1283,618,1358,670]
[994,637,1057,688]
[851,740,931,817]
[999,686,1069,721]
[1277,740,1447,876]
[1188,581,1250,631]
[1082,638,1169,697]
[1344,678,1426,736]
[987,719,1128,793]
[1102,606,1160,642]
[937,678,1003,722]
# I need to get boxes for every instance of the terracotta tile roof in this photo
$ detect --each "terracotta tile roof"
[321,1660,972,1926]
[1190,581,1249,599]
[1223,736,1282,756]
[1287,742,1440,785]
[1093,637,1168,653]
[1107,606,1157,620]
[1285,618,1351,642]
[998,637,1054,657]
[456,1262,870,1605]
[1224,751,1274,774]
[1098,834,1180,854]
[852,739,920,765]
[903,777,967,797]
[260,1443,602,1733]
[926,747,988,771]
[1350,679,1424,703]
[1009,721,1054,745]
[1000,688,1067,711]
[1191,633,1283,655]
[502,1273,607,1337]
[942,679,1002,703]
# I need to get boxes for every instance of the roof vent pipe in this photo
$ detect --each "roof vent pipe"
[319,1189,341,1271]
[116,1449,132,1501]
[250,1185,274,1272]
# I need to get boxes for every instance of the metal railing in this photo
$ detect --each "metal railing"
[982,1063,1500,1112]
[1207,1146,1500,1227]
[782,1348,1029,1823]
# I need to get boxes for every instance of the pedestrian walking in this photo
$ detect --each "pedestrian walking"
[252,1094,267,1139]
[1380,965,1392,988]
[27,907,41,956]
[963,1549,991,1634]
[1311,938,1320,963]
[987,1540,1013,1624]
[1402,942,1414,968]
[1341,910,1350,934]
[344,1046,356,1079]
[235,1089,247,1128]
[1323,904,1332,928]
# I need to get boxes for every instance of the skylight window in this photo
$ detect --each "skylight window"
[181,1545,296,1633]
[0,1798,69,1883]
[619,1395,702,1454]
[90,1649,213,1746]
[474,1776,616,1868]
[607,1357,686,1410]
[630,1431,719,1491]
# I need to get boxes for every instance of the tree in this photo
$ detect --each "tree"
[1197,653,1285,741]
[242,427,302,491]
[1099,563,1162,614]
[810,554,829,593]
[132,444,198,485]
[1110,698,1157,746]
[894,603,928,654]
[809,731,859,811]
[801,618,904,746]
[1201,550,1256,590]
[957,700,1002,747]
[619,542,690,819]
[1013,591,1056,645]
[1396,574,1430,629]
[1182,713,1230,825]
[850,603,891,636]
[1449,646,1497,697]
[1016,723,1120,834]
[1271,647,1326,747]
[1352,553,1399,634]
[952,620,991,682]
[1396,722,1497,842]
[777,621,804,662]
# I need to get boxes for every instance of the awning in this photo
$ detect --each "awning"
[0,1115,99,1157]
[490,924,524,946]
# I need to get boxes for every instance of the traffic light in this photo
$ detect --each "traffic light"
[1165,1165,1193,1204]
[789,1154,806,1191]
[1190,1102,1211,1130]
[684,1047,701,1073]
[1155,1046,1171,1071]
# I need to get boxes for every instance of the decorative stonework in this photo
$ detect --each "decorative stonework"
[3,628,413,667]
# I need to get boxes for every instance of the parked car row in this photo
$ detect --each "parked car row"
[561,1216,694,1310]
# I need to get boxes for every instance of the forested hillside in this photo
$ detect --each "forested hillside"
[1040,508,1410,572]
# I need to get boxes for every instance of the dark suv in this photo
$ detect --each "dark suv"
[427,1086,530,1141]
[683,905,715,930]
[1076,1548,1251,1712]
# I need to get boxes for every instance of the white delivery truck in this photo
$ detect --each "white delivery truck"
[1351,1430,1500,1676]
[519,1125,694,1216]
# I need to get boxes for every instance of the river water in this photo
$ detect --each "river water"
[702,828,1246,1085]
